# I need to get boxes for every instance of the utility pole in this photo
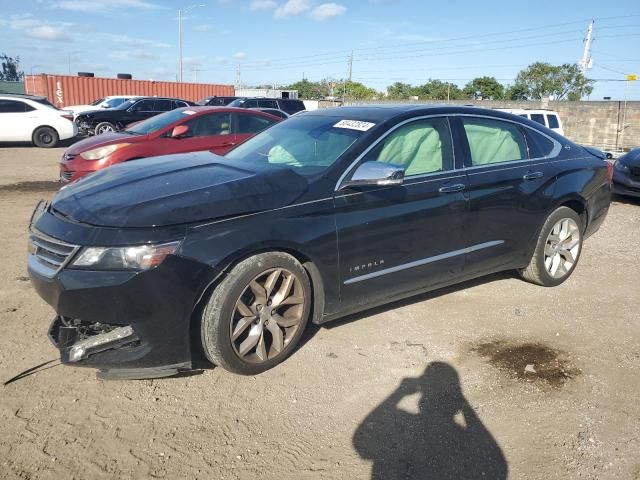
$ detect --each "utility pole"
[579,21,594,76]
[235,64,241,90]
[191,65,205,83]
[178,8,183,82]
[343,51,353,104]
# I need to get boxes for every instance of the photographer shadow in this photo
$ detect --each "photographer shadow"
[353,362,508,480]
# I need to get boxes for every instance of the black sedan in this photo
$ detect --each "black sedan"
[612,148,640,197]
[27,105,611,379]
[75,97,195,136]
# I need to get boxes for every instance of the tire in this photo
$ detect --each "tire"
[519,206,583,287]
[117,73,132,80]
[94,122,117,135]
[201,252,312,375]
[32,126,59,148]
[77,72,94,77]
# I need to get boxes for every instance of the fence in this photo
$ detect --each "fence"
[328,99,640,152]
[0,81,25,95]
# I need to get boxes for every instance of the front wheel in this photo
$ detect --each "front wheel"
[94,122,117,135]
[32,126,59,148]
[519,206,583,286]
[201,252,312,375]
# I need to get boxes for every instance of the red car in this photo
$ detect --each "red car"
[60,107,281,183]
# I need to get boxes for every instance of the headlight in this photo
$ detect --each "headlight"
[71,241,180,270]
[80,143,130,161]
[614,160,629,173]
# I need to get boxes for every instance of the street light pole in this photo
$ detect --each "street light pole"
[177,4,206,83]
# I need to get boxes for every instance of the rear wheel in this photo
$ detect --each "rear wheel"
[32,127,59,148]
[201,252,311,375]
[94,122,116,135]
[519,206,583,286]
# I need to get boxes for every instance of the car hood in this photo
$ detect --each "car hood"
[51,152,309,228]
[76,109,121,119]
[619,148,640,167]
[65,132,145,155]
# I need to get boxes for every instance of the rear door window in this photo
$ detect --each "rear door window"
[154,99,173,112]
[236,113,277,134]
[529,113,546,126]
[462,117,529,166]
[258,99,278,108]
[525,129,557,158]
[546,114,560,129]
[279,100,305,114]
[183,113,232,137]
[0,100,31,113]
[243,99,259,108]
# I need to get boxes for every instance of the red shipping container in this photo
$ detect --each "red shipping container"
[24,74,234,108]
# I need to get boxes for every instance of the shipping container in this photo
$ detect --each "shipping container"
[234,88,298,99]
[24,74,234,108]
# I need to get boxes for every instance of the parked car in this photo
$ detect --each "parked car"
[65,95,141,117]
[59,107,280,183]
[27,105,611,379]
[250,107,289,119]
[196,96,239,106]
[75,97,196,136]
[0,94,77,147]
[228,97,306,115]
[612,147,640,197]
[495,108,564,135]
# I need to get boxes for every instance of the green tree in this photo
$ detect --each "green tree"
[463,76,504,100]
[387,82,415,100]
[414,79,462,100]
[339,80,378,100]
[514,62,593,100]
[0,54,24,82]
[504,82,529,100]
[283,79,324,99]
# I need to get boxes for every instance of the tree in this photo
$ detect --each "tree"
[514,62,593,101]
[283,79,325,99]
[504,82,528,100]
[413,79,463,100]
[338,80,378,100]
[463,76,504,100]
[387,82,415,100]
[0,54,24,82]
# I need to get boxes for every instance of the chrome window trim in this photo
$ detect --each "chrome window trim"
[334,115,457,192]
[344,240,504,285]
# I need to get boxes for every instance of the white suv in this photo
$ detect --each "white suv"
[0,95,77,147]
[496,109,564,135]
[65,95,141,117]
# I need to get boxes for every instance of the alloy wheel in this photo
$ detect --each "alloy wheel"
[38,131,53,145]
[544,218,581,279]
[97,124,114,134]
[230,268,305,363]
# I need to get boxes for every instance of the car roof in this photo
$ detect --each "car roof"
[175,106,282,119]
[0,94,48,101]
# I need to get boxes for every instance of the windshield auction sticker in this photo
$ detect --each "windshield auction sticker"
[333,120,376,131]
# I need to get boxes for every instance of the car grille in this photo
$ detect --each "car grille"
[60,170,74,182]
[629,166,640,178]
[28,231,79,277]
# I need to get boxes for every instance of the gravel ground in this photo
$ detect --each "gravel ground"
[0,145,639,480]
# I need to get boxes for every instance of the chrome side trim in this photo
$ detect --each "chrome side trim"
[343,240,504,285]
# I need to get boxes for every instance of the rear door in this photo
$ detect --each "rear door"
[232,112,279,145]
[335,116,469,311]
[457,115,559,275]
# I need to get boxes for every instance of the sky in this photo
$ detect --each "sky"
[1,0,639,99]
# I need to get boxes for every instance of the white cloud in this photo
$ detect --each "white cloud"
[25,25,71,41]
[310,2,345,21]
[96,33,170,49]
[274,0,311,18]
[250,0,277,10]
[110,49,159,61]
[233,51,247,60]
[55,0,162,13]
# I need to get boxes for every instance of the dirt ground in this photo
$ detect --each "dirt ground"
[0,144,639,480]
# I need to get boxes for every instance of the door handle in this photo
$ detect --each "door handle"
[222,142,236,147]
[523,171,544,181]
[438,183,466,194]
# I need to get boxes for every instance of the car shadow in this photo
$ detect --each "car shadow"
[353,361,508,479]
[0,136,84,149]
[612,193,640,206]
[297,270,516,352]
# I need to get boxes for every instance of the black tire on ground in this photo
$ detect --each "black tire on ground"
[201,252,312,375]
[32,126,59,148]
[519,206,583,287]
[94,122,117,135]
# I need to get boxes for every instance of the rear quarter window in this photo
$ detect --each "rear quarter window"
[547,115,560,129]
[525,129,557,158]
[530,113,546,126]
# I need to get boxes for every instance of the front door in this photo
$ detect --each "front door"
[334,116,468,311]
[152,112,236,156]
[232,112,279,147]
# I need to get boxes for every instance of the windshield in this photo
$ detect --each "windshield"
[103,97,127,108]
[225,115,369,176]
[125,108,194,135]
[114,99,138,110]
[90,98,104,106]
[227,99,245,107]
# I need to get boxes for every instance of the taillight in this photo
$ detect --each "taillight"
[606,161,614,183]
[62,114,74,122]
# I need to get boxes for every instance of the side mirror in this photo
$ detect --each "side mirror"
[340,161,405,190]
[170,125,189,138]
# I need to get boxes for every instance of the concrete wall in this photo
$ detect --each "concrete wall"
[0,81,25,95]
[321,99,640,152]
